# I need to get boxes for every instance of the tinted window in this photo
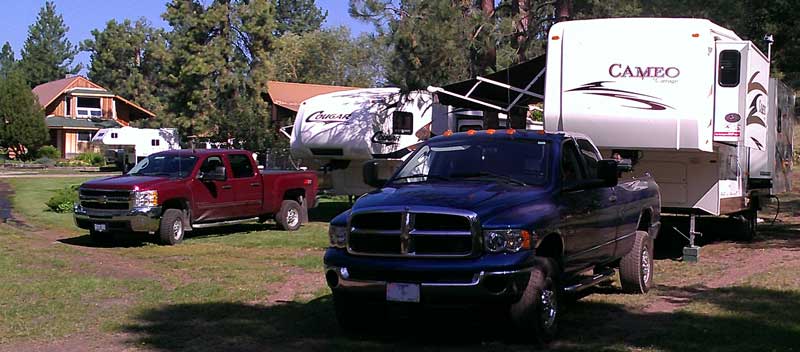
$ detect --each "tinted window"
[561,141,584,184]
[228,154,255,178]
[200,156,224,174]
[392,111,413,135]
[128,155,198,178]
[719,50,741,87]
[577,139,600,179]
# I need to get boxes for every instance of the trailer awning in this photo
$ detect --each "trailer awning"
[428,55,546,114]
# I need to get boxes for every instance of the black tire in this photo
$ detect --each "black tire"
[736,209,757,242]
[275,200,302,231]
[159,208,186,245]
[509,257,560,343]
[89,229,114,245]
[619,230,653,294]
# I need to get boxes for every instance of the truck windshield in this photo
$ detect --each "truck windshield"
[128,155,198,178]
[391,139,550,186]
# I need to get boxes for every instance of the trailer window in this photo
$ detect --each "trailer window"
[228,154,255,178]
[392,111,413,135]
[719,50,741,87]
[151,139,160,146]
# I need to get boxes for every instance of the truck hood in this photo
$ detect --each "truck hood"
[354,182,553,225]
[80,175,180,190]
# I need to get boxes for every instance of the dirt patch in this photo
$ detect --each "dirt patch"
[264,266,326,304]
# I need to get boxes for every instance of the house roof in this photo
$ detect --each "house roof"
[45,116,122,130]
[265,81,361,112]
[32,76,155,119]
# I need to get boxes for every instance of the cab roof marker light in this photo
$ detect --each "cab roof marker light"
[466,129,477,136]
[692,33,700,38]
[443,130,453,137]
[506,128,516,135]
[486,129,496,135]
[552,35,560,40]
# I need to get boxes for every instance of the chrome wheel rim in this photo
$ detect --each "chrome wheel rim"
[642,247,651,284]
[172,219,183,241]
[287,208,299,228]
[539,288,557,330]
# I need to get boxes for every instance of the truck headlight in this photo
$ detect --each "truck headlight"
[483,229,532,253]
[328,225,347,248]
[133,190,158,208]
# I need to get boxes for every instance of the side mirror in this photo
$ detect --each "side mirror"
[617,158,633,173]
[200,166,227,182]
[363,161,387,189]
[597,160,618,187]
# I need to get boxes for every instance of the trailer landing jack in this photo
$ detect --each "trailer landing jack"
[673,214,702,263]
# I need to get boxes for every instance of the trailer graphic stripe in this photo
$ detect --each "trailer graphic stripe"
[566,81,674,110]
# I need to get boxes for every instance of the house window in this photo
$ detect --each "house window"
[76,97,102,118]
[65,97,72,116]
[77,132,93,142]
[151,139,160,146]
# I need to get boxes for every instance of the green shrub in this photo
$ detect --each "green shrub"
[37,145,60,159]
[34,157,55,167]
[75,152,105,166]
[55,159,91,167]
[45,185,80,213]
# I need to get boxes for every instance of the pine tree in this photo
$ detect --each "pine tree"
[82,19,170,121]
[273,0,328,36]
[0,70,48,160]
[18,1,81,87]
[0,42,15,77]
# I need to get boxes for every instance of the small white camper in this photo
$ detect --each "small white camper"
[92,127,181,169]
[543,18,794,247]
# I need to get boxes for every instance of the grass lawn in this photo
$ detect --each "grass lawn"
[2,177,800,351]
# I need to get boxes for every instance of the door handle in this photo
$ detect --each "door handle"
[250,183,260,187]
[221,185,232,190]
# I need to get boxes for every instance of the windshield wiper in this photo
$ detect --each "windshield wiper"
[390,174,450,183]
[450,171,528,187]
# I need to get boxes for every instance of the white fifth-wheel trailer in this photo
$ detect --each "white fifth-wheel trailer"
[543,18,793,253]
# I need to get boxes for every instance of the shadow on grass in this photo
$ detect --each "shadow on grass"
[121,287,800,352]
[308,201,351,223]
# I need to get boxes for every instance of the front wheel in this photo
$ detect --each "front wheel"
[159,209,186,245]
[619,230,654,294]
[509,257,560,343]
[275,200,302,231]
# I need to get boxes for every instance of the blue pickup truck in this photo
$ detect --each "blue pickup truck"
[324,129,660,341]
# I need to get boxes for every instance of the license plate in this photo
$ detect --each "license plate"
[93,223,107,232]
[386,283,420,303]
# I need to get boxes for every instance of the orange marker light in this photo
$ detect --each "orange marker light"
[486,129,496,135]
[443,130,453,137]
[466,129,477,136]
[521,230,532,250]
[552,35,560,40]
[691,33,700,38]
[506,128,516,135]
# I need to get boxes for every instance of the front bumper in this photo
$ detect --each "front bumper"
[323,248,537,303]
[74,205,162,234]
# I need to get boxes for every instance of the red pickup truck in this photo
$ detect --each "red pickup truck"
[74,149,318,245]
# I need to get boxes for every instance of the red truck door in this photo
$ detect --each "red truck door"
[225,153,264,217]
[191,154,236,222]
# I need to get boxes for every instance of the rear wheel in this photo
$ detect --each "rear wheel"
[275,200,302,231]
[159,209,185,245]
[509,257,560,343]
[736,209,757,242]
[619,230,653,294]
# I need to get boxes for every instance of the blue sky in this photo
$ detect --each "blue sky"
[0,0,373,72]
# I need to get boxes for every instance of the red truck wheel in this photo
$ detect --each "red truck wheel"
[275,200,302,231]
[159,209,186,245]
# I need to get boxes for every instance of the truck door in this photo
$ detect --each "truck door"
[226,153,263,217]
[560,139,618,273]
[191,155,235,222]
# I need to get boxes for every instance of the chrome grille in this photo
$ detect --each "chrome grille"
[348,210,476,258]
[79,189,132,211]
